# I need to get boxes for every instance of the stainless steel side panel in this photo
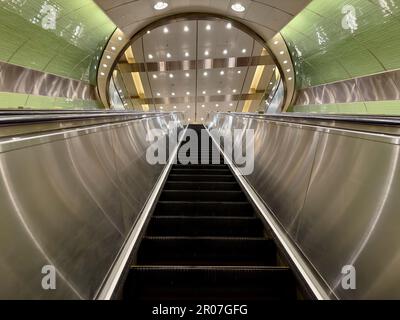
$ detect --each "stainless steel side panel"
[209,113,400,299]
[0,113,183,299]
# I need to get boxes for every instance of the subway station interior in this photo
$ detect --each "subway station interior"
[0,0,400,303]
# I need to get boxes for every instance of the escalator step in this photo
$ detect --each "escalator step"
[159,190,246,202]
[146,216,265,237]
[137,237,277,266]
[170,168,230,175]
[168,174,235,182]
[164,181,240,191]
[125,266,296,301]
[154,201,254,217]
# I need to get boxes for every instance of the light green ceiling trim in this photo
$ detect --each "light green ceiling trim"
[0,0,115,85]
[282,0,400,89]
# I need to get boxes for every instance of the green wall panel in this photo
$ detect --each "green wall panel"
[292,101,400,115]
[0,0,115,84]
[282,0,400,89]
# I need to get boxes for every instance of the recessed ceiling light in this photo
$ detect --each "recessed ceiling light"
[231,3,246,12]
[188,118,191,121]
[153,74,158,79]
[187,105,191,108]
[185,52,190,57]
[163,27,169,34]
[206,24,211,31]
[173,105,177,109]
[242,49,247,54]
[233,89,237,93]
[220,70,225,76]
[223,49,228,55]
[118,89,123,93]
[166,52,172,58]
[185,73,190,78]
[106,55,111,59]
[201,117,204,121]
[154,1,168,10]
[286,69,291,73]
[160,106,164,110]
[117,36,123,41]
[229,103,233,107]
[283,60,288,64]
[201,105,205,108]
[186,92,190,95]
[100,72,105,76]
[217,90,221,94]
[203,71,208,76]
[226,23,232,29]
[156,92,161,96]
[280,51,285,55]
[269,82,273,85]
[202,90,206,95]
[171,92,175,96]
[216,104,219,107]
[111,46,116,51]
[237,70,242,74]
[288,77,293,81]
[204,50,209,56]
[169,73,174,78]
[184,26,189,32]
[103,64,108,68]
[148,54,154,59]
[274,40,279,45]
[147,30,151,34]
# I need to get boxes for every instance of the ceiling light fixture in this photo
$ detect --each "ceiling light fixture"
[171,92,175,96]
[166,52,172,58]
[226,23,232,29]
[206,24,211,31]
[169,73,174,78]
[173,106,177,109]
[100,72,105,76]
[117,36,123,41]
[216,104,219,107]
[111,46,116,51]
[283,60,288,64]
[286,69,291,73]
[231,3,246,12]
[156,92,161,96]
[163,27,169,34]
[242,49,247,54]
[237,70,242,74]
[154,1,168,10]
[185,52,189,57]
[106,55,111,60]
[153,74,158,79]
[288,77,293,81]
[233,89,237,93]
[201,105,205,108]
[204,50,209,56]
[217,90,221,94]
[274,40,279,45]
[203,71,208,76]
[223,49,228,55]
[103,64,108,68]
[187,105,191,108]
[185,73,190,78]
[202,90,206,95]
[280,51,284,55]
[148,54,154,59]
[220,70,225,76]
[186,92,190,95]
[184,26,189,32]
[229,103,233,107]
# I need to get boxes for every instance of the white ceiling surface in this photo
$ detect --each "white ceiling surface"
[94,0,311,43]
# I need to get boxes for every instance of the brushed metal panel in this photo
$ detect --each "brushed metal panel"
[209,112,400,299]
[0,113,183,299]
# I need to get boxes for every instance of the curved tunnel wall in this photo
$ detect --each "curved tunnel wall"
[0,0,115,110]
[282,0,400,115]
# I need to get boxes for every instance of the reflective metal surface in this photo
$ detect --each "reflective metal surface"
[0,112,184,299]
[209,112,400,299]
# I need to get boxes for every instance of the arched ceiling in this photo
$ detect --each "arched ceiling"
[94,0,311,42]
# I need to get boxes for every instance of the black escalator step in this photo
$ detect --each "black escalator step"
[154,201,254,217]
[173,164,228,170]
[170,168,230,175]
[146,216,264,237]
[137,237,276,266]
[164,181,240,191]
[168,174,235,182]
[125,266,296,301]
[160,190,246,202]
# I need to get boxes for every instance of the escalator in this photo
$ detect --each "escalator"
[123,124,298,303]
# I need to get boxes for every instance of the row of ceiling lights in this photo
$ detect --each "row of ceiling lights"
[148,48,247,60]
[155,89,239,96]
[153,1,246,13]
[152,69,242,79]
